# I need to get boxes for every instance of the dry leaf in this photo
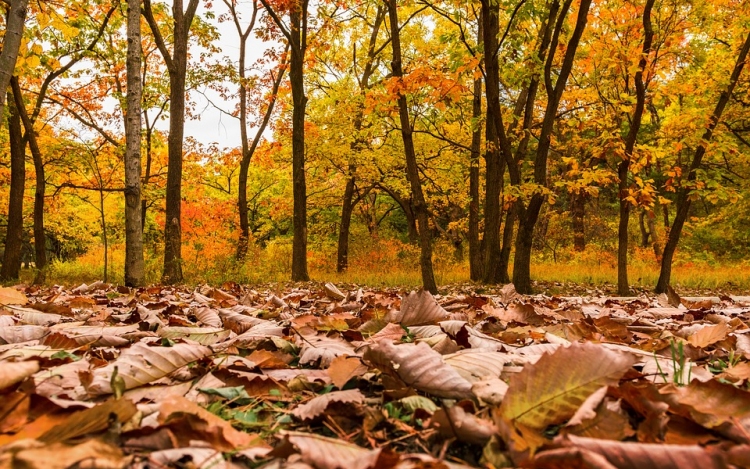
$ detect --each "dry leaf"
[292,389,365,421]
[87,342,213,395]
[0,360,39,390]
[364,340,473,399]
[327,355,368,389]
[499,342,637,430]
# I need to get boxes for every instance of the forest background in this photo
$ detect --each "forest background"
[0,0,749,295]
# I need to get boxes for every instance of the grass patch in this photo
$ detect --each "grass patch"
[7,241,750,294]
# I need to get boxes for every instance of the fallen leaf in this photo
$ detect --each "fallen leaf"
[292,389,365,421]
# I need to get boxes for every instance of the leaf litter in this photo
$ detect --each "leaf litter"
[1,282,750,468]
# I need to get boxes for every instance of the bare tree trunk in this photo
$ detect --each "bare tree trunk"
[336,7,383,272]
[617,0,654,296]
[143,0,200,284]
[124,0,144,287]
[513,0,592,293]
[0,0,28,128]
[337,171,356,272]
[656,30,750,293]
[469,73,483,281]
[387,0,437,293]
[571,191,585,251]
[480,0,503,284]
[10,78,47,283]
[237,62,285,259]
[289,6,309,282]
[639,209,650,247]
[0,92,25,281]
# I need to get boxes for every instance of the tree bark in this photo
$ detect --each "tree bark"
[237,59,285,259]
[387,0,437,294]
[337,171,356,272]
[289,4,309,281]
[513,0,592,293]
[571,191,586,251]
[336,6,383,272]
[0,91,25,281]
[10,78,46,282]
[617,0,654,296]
[656,30,750,293]
[124,0,145,287]
[480,0,503,284]
[0,0,28,129]
[143,0,200,284]
[469,71,483,281]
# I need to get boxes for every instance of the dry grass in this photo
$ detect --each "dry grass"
[11,241,750,294]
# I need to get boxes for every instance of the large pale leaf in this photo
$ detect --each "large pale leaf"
[87,342,213,395]
[443,349,510,382]
[0,287,28,305]
[158,326,231,345]
[499,342,637,429]
[0,326,47,344]
[0,360,39,389]
[387,290,449,326]
[364,340,473,399]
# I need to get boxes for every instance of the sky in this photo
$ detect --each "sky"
[176,1,274,147]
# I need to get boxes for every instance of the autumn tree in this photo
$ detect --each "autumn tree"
[386,0,437,293]
[124,0,145,286]
[656,29,750,293]
[0,90,25,280]
[143,0,202,284]
[259,0,310,281]
[0,0,28,127]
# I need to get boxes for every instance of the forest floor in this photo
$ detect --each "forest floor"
[1,281,750,468]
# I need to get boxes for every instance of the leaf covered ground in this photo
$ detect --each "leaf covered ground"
[1,281,750,469]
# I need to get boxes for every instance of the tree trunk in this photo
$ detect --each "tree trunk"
[143,0,200,285]
[639,209,650,247]
[480,0,503,284]
[656,30,750,293]
[617,0,654,296]
[0,0,28,129]
[237,59,285,260]
[512,0,592,293]
[571,191,585,251]
[10,78,46,282]
[336,7,383,272]
[337,170,356,272]
[124,0,144,287]
[498,203,516,283]
[647,210,661,257]
[469,73,483,281]
[289,6,309,282]
[0,91,25,281]
[387,0,437,294]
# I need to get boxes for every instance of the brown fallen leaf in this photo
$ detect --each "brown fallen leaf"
[0,360,39,390]
[550,434,735,469]
[327,355,368,389]
[158,394,268,451]
[364,340,473,399]
[272,431,399,469]
[0,287,28,305]
[297,332,359,367]
[148,448,227,469]
[498,342,637,431]
[431,404,497,445]
[2,438,126,469]
[87,341,213,395]
[687,322,730,348]
[386,290,449,326]
[292,389,365,421]
[39,398,137,443]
